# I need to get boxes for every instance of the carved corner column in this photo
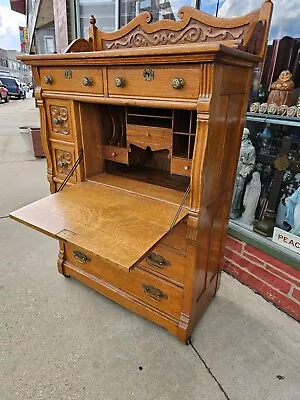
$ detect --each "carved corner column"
[178,65,212,342]
[32,67,55,193]
[57,241,69,277]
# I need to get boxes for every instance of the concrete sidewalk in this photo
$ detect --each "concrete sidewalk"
[0,98,299,400]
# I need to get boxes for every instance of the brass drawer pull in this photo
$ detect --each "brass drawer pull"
[53,116,63,125]
[83,76,93,86]
[57,159,71,169]
[146,252,170,269]
[115,77,126,88]
[142,284,168,301]
[73,250,91,264]
[44,75,53,85]
[172,78,184,89]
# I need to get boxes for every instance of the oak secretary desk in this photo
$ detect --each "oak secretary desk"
[11,3,272,341]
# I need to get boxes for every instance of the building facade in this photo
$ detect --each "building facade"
[0,48,32,84]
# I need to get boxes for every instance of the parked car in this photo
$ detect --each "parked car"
[0,77,26,99]
[0,81,9,103]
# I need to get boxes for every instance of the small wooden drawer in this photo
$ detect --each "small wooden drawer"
[171,158,192,177]
[64,243,183,318]
[107,65,200,100]
[102,145,129,164]
[40,67,103,94]
[139,244,185,285]
[51,142,78,183]
[46,100,74,142]
[127,124,172,151]
[161,220,187,253]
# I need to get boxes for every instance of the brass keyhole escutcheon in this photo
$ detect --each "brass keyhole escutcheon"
[143,69,154,81]
[64,69,72,79]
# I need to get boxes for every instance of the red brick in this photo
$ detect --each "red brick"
[225,249,291,294]
[266,265,300,288]
[245,244,300,277]
[293,287,300,302]
[223,260,300,321]
[243,251,265,266]
[226,236,243,253]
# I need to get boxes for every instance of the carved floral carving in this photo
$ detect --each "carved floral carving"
[55,149,72,175]
[50,105,69,135]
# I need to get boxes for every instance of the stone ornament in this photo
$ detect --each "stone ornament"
[287,106,298,118]
[250,102,260,113]
[285,187,300,236]
[268,103,278,114]
[259,103,268,114]
[267,70,294,107]
[230,128,256,219]
[242,171,261,225]
[277,104,288,116]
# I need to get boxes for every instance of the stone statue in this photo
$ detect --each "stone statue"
[285,187,300,236]
[241,172,261,225]
[267,70,294,107]
[230,128,256,219]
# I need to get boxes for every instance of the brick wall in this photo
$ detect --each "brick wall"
[223,236,300,321]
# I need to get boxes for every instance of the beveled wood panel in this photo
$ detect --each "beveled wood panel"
[171,157,192,177]
[10,181,188,271]
[107,65,200,99]
[40,66,104,94]
[127,124,172,152]
[51,142,77,184]
[64,243,183,318]
[46,99,74,142]
[139,243,185,285]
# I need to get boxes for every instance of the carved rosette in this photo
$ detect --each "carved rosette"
[55,149,73,175]
[50,105,69,135]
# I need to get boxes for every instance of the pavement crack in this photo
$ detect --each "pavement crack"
[188,337,231,400]
[0,216,9,219]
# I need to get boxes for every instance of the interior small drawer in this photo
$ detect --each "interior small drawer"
[127,124,172,151]
[40,66,103,94]
[171,158,192,177]
[102,145,129,164]
[64,243,183,318]
[139,244,185,285]
[51,142,78,183]
[107,65,200,99]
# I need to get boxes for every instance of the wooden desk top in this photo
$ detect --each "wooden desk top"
[10,179,188,271]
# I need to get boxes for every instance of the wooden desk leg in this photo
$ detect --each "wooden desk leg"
[57,241,69,277]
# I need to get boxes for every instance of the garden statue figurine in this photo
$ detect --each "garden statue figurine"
[285,187,300,236]
[267,70,294,107]
[241,172,261,225]
[230,128,256,219]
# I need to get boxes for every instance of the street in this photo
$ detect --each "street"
[0,97,299,400]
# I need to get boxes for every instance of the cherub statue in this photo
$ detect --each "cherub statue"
[241,172,261,225]
[230,128,256,219]
[285,187,300,236]
[267,70,294,107]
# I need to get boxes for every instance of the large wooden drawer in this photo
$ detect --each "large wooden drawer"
[139,244,185,285]
[40,67,104,94]
[64,243,183,318]
[107,65,200,100]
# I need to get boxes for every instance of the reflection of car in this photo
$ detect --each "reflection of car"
[0,77,25,99]
[0,81,9,103]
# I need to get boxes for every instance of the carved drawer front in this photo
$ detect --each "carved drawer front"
[171,158,192,177]
[64,243,183,319]
[107,65,200,100]
[139,244,185,285]
[51,144,77,184]
[40,67,103,94]
[46,100,74,142]
[127,125,172,152]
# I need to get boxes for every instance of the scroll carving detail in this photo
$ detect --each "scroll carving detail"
[103,20,246,50]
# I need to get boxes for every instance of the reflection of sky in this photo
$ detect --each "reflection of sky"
[200,0,225,17]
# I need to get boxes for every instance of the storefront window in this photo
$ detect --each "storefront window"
[120,0,195,27]
[78,0,116,37]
